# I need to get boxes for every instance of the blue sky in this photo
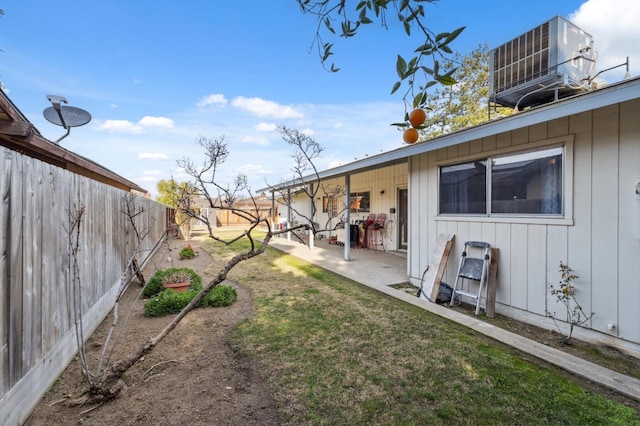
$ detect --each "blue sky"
[1,1,638,198]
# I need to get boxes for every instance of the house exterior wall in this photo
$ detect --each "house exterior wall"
[289,163,408,250]
[409,99,640,351]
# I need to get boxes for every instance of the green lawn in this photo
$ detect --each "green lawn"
[202,235,640,425]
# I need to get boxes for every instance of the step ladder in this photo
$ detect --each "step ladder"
[449,241,491,315]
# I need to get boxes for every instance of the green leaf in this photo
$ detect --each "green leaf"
[415,42,434,54]
[330,63,340,73]
[436,74,457,85]
[440,45,453,54]
[403,20,411,36]
[390,81,402,94]
[424,80,437,90]
[444,26,465,45]
[322,43,334,62]
[390,122,409,128]
[421,66,434,76]
[324,17,335,34]
[395,55,407,79]
[413,92,427,108]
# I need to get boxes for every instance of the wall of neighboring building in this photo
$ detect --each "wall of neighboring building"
[0,146,166,425]
[409,100,640,353]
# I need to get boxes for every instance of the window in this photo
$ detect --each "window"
[439,146,563,216]
[322,196,339,218]
[349,191,370,213]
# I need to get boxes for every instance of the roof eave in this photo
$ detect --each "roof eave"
[259,76,640,192]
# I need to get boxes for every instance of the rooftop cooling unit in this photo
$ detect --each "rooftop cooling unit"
[489,16,594,110]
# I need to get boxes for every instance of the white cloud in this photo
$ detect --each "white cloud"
[96,119,142,133]
[255,122,277,132]
[96,115,174,133]
[138,116,174,128]
[138,175,160,182]
[197,93,228,107]
[300,128,315,136]
[238,164,273,177]
[231,96,304,119]
[570,0,640,79]
[240,135,270,146]
[138,152,170,160]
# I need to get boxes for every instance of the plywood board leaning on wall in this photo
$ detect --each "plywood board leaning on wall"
[418,233,455,302]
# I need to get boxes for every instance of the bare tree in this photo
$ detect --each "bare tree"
[70,134,315,404]
[66,194,156,405]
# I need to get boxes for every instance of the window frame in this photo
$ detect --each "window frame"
[436,137,574,225]
[349,191,370,213]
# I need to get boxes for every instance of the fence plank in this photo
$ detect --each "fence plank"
[8,153,24,387]
[0,148,12,395]
[22,159,44,372]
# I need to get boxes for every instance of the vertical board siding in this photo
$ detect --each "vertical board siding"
[590,105,620,332]
[0,146,166,404]
[617,100,640,343]
[409,100,639,347]
[567,110,594,329]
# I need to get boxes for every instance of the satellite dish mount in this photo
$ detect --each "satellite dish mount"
[43,95,92,144]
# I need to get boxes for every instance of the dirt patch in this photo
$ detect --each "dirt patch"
[25,236,281,426]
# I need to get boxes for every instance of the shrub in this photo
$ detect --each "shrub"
[548,262,594,343]
[179,245,196,260]
[142,267,202,298]
[201,285,238,307]
[142,267,237,317]
[144,289,197,317]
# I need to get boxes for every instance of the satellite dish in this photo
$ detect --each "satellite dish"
[43,106,92,127]
[42,95,92,144]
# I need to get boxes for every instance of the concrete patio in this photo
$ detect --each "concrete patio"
[267,236,640,402]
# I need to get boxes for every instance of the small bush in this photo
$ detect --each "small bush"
[201,285,238,307]
[142,267,202,298]
[144,289,196,317]
[143,284,237,317]
[179,245,196,260]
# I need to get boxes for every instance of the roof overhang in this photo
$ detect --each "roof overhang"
[260,76,640,192]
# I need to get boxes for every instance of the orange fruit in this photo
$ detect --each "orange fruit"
[403,128,419,144]
[409,108,426,127]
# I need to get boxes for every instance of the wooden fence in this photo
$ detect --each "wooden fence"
[0,146,166,425]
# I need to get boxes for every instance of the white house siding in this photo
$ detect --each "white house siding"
[292,164,408,251]
[409,99,640,350]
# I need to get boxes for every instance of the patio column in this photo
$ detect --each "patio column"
[287,188,291,242]
[270,191,275,230]
[344,174,351,261]
[308,182,315,250]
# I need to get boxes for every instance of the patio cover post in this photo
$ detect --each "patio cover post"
[287,188,291,242]
[308,182,315,250]
[271,191,276,229]
[344,174,351,261]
